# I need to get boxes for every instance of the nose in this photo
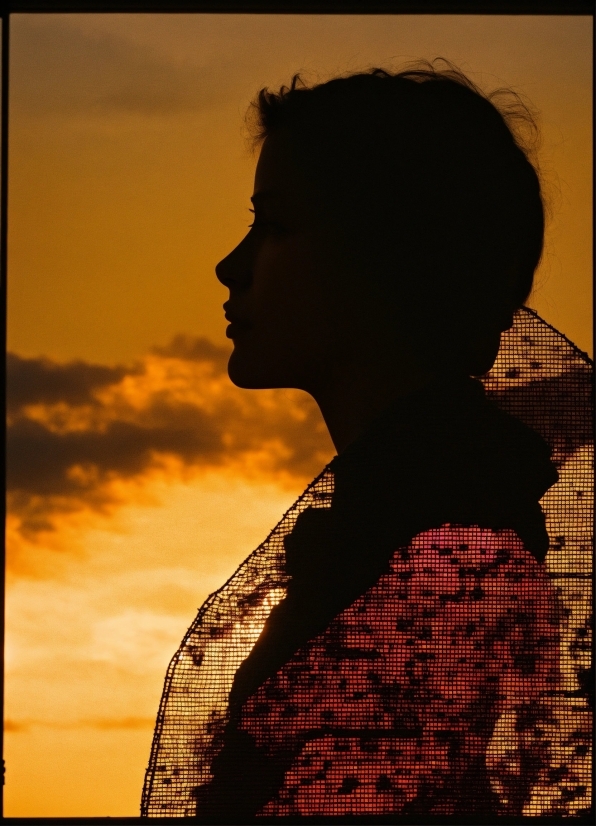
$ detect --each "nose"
[215,234,252,291]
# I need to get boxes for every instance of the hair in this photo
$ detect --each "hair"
[248,60,545,376]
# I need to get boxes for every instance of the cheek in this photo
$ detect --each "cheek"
[253,239,332,334]
[228,239,343,389]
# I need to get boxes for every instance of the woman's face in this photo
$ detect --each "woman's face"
[216,129,365,392]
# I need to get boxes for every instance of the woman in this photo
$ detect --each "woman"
[142,63,592,820]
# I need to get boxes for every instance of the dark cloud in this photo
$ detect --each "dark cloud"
[11,17,241,118]
[7,408,222,496]
[6,338,334,537]
[6,352,129,414]
[9,337,590,540]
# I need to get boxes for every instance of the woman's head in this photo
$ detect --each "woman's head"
[216,60,545,391]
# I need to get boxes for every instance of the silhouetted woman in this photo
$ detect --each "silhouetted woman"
[144,63,580,820]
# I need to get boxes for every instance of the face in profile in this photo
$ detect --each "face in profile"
[215,129,367,395]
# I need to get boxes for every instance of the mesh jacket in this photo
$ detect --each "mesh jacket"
[142,309,593,820]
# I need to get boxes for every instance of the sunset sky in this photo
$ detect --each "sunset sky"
[5,13,592,817]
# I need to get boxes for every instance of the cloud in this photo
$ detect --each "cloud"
[8,334,591,542]
[4,720,27,733]
[150,334,231,366]
[6,353,129,412]
[5,717,154,733]
[6,337,334,538]
[11,17,243,118]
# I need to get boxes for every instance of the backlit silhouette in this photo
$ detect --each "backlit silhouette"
[143,62,593,820]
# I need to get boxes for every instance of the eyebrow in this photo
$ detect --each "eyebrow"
[250,191,282,206]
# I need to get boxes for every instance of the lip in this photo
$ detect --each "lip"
[226,321,251,339]
[224,306,251,338]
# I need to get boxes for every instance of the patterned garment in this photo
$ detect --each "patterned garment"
[142,309,593,820]
[240,525,561,817]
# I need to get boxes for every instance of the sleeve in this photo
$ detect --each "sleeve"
[239,524,563,817]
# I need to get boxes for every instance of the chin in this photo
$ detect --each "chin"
[227,348,284,390]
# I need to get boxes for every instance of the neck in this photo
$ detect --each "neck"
[308,359,438,455]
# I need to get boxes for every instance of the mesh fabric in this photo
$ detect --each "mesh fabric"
[141,307,593,818]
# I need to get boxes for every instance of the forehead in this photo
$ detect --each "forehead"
[253,130,308,201]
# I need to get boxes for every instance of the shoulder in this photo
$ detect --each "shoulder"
[338,523,554,616]
[336,524,561,681]
[392,523,552,597]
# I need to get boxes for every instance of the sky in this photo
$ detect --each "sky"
[4,13,593,817]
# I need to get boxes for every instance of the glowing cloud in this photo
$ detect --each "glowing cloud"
[6,336,334,539]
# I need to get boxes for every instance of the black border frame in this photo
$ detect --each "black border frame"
[0,0,593,822]
[0,1,593,12]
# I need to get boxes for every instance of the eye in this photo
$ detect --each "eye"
[248,208,270,229]
[247,208,284,234]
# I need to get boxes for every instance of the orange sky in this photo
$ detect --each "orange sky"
[4,13,592,817]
